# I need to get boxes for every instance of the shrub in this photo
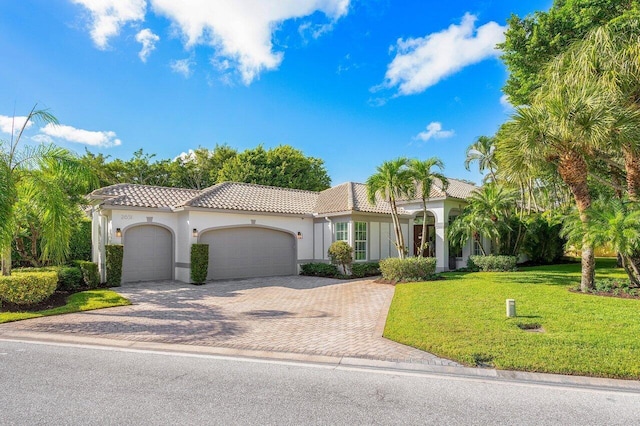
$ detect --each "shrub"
[351,262,381,278]
[57,266,84,291]
[469,255,517,272]
[465,256,480,272]
[74,260,100,289]
[69,220,92,262]
[190,244,209,284]
[300,263,339,277]
[106,244,123,287]
[328,241,353,274]
[0,271,58,305]
[379,257,437,282]
[522,214,566,264]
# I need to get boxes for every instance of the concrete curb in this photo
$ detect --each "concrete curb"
[1,329,638,393]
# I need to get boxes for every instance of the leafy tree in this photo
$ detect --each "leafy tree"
[407,158,448,257]
[366,158,413,259]
[168,145,237,189]
[217,145,331,191]
[0,106,97,275]
[464,136,497,182]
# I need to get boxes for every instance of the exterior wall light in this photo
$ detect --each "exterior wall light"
[192,228,198,238]
[115,228,122,238]
[297,231,303,239]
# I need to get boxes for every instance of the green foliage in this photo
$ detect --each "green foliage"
[300,263,339,277]
[190,244,209,284]
[0,271,58,305]
[327,241,353,273]
[105,244,123,287]
[384,260,640,379]
[57,266,84,291]
[379,257,437,281]
[69,220,92,262]
[591,278,639,297]
[74,260,100,289]
[350,262,381,278]
[469,255,517,272]
[522,214,566,264]
[0,289,130,324]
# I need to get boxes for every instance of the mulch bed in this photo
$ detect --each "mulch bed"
[0,291,70,313]
[569,288,640,300]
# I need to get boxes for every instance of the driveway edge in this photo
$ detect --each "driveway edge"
[1,330,638,393]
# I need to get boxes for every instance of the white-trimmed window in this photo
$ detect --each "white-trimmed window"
[354,222,367,261]
[473,239,483,256]
[335,222,348,241]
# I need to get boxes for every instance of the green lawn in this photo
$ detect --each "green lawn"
[0,290,131,324]
[384,259,640,379]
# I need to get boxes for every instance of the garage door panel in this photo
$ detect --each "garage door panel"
[122,225,173,282]
[200,227,295,280]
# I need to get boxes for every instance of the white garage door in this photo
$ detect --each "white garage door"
[122,225,173,282]
[200,227,296,280]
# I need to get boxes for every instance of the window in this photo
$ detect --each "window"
[473,239,483,256]
[354,222,367,261]
[448,215,462,258]
[335,222,348,241]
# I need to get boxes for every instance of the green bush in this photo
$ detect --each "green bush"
[522,214,566,264]
[0,271,58,305]
[351,262,381,278]
[106,244,123,287]
[379,257,437,281]
[328,241,353,274]
[300,263,339,277]
[74,260,100,289]
[190,244,209,284]
[69,220,92,262]
[469,255,517,272]
[57,266,84,291]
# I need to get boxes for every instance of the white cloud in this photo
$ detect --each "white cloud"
[135,28,159,62]
[0,115,32,134]
[31,134,54,144]
[40,123,122,147]
[72,0,147,49]
[150,0,350,84]
[500,94,514,111]
[171,58,195,78]
[378,13,506,96]
[414,122,455,142]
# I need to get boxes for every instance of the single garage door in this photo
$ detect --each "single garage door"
[122,225,173,282]
[200,227,296,280]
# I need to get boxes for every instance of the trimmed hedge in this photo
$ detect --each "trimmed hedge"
[469,255,517,272]
[351,262,381,278]
[190,244,209,284]
[106,244,123,287]
[0,271,58,305]
[69,220,92,262]
[300,263,339,277]
[57,266,84,291]
[379,257,437,282]
[328,241,353,274]
[74,260,100,289]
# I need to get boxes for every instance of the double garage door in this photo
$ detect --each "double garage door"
[199,227,296,280]
[121,225,296,282]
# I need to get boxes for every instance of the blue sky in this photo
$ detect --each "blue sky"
[0,0,551,186]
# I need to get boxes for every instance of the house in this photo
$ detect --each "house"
[87,179,478,283]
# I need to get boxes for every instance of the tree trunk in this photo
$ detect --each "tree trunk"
[622,147,640,201]
[1,245,11,276]
[389,198,405,259]
[420,200,428,258]
[557,151,594,291]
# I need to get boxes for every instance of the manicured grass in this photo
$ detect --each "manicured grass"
[0,290,130,324]
[384,259,640,379]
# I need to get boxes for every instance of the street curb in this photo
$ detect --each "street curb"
[1,330,638,393]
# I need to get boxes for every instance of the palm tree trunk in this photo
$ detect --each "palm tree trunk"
[389,198,405,259]
[1,245,11,276]
[623,147,640,201]
[421,200,428,258]
[557,151,594,291]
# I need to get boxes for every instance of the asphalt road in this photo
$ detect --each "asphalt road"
[1,340,638,425]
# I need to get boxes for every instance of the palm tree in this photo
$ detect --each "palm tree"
[464,136,497,182]
[407,157,448,257]
[366,158,413,259]
[0,105,96,275]
[447,208,496,256]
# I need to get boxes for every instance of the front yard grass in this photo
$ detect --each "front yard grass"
[384,259,640,379]
[0,290,130,324]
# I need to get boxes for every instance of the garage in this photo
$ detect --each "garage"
[122,225,173,282]
[199,227,296,280]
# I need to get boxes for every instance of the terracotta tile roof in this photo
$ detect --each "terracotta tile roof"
[181,182,319,215]
[314,182,410,215]
[407,178,478,201]
[88,184,200,209]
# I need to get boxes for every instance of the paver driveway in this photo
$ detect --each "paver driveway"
[0,276,458,365]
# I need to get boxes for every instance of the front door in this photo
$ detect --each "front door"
[413,225,436,257]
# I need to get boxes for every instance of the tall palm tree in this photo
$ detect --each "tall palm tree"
[0,105,96,275]
[407,157,448,257]
[366,158,413,259]
[464,136,497,182]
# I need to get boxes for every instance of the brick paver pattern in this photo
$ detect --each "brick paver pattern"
[1,277,459,366]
